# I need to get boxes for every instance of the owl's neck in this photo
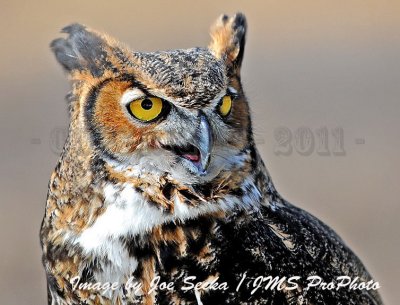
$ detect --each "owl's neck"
[60,128,276,227]
[102,145,275,211]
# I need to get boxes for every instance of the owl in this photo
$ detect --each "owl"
[40,13,382,305]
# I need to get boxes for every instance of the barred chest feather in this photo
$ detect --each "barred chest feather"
[75,181,228,277]
[62,168,264,304]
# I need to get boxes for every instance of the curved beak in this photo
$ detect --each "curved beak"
[163,112,213,176]
[190,113,213,175]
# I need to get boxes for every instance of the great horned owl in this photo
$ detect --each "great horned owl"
[40,13,382,305]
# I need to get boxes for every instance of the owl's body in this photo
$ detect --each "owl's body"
[41,14,382,305]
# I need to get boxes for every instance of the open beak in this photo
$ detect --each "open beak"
[163,112,213,175]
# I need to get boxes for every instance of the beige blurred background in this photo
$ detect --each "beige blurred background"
[0,1,399,304]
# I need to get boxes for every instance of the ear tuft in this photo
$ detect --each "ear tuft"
[209,13,247,72]
[61,23,87,35]
[50,23,113,77]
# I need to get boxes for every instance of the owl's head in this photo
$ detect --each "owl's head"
[53,14,255,185]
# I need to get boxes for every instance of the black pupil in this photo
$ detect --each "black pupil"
[141,99,153,110]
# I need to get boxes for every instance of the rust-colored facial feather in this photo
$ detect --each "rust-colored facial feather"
[91,81,164,156]
[224,79,250,148]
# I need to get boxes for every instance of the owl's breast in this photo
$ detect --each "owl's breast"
[76,181,227,254]
[72,180,228,284]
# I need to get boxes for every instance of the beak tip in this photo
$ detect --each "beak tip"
[200,156,211,175]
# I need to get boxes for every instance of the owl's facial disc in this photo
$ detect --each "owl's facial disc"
[163,112,213,175]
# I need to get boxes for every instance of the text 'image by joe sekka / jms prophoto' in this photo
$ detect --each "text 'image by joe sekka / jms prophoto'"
[1,1,399,305]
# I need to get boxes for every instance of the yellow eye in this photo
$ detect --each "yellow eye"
[219,95,232,117]
[128,97,164,122]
